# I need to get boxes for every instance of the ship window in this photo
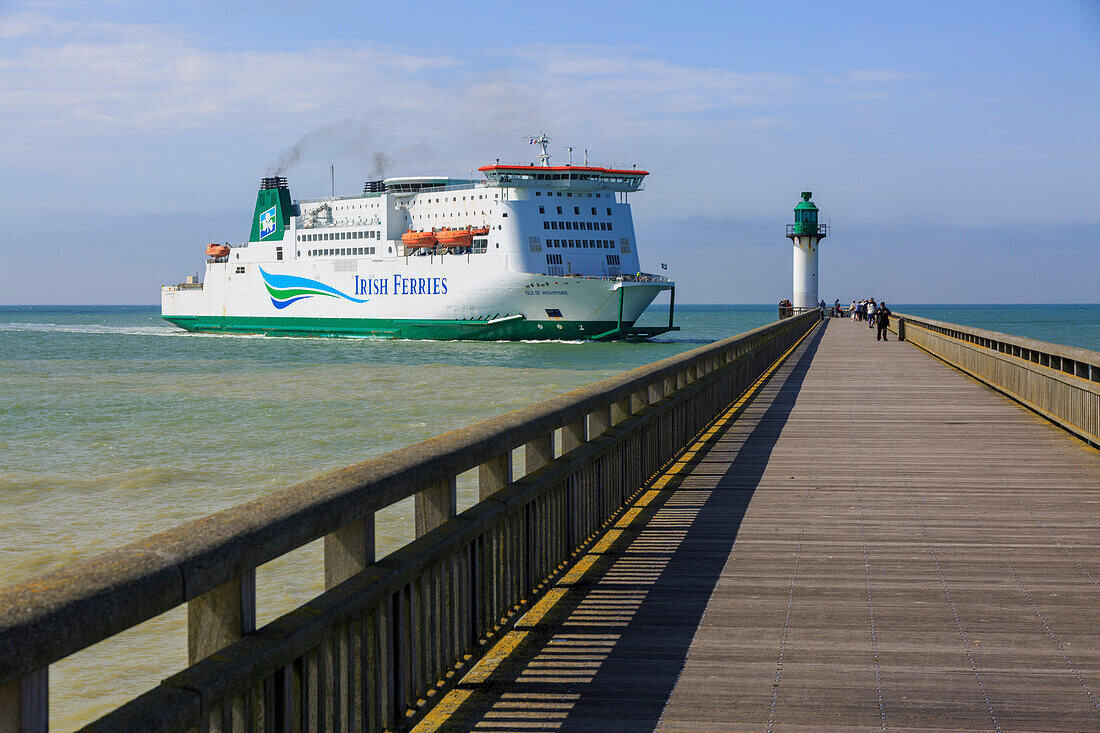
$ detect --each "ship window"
[543,222,549,229]
[573,207,579,215]
[502,212,508,217]
[539,206,545,214]
[606,208,612,215]
[276,247,283,261]
[591,207,597,215]
[556,206,562,214]
[536,191,541,196]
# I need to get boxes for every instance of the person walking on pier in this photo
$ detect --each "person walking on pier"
[876,301,892,341]
[866,298,876,328]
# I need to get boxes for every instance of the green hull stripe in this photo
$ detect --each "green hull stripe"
[161,315,636,341]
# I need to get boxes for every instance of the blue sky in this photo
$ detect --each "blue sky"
[2,0,1098,303]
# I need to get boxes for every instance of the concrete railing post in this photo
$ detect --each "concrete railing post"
[525,433,554,475]
[415,478,457,537]
[561,417,587,454]
[188,571,256,665]
[478,452,512,501]
[610,397,632,425]
[647,379,666,405]
[589,406,612,437]
[324,515,376,589]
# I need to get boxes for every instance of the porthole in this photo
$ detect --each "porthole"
[495,243,500,248]
[235,253,239,259]
[557,324,563,330]
[537,324,544,329]
[388,246,393,253]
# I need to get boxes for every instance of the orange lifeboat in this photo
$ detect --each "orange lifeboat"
[401,230,437,249]
[435,228,474,247]
[469,226,490,236]
[206,243,230,258]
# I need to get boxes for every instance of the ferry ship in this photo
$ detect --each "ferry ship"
[161,136,677,340]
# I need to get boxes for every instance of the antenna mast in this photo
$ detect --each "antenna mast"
[527,132,551,166]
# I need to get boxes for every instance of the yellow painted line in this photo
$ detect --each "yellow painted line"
[634,489,660,507]
[559,554,599,585]
[413,688,475,732]
[590,529,623,554]
[614,508,642,528]
[517,588,568,628]
[459,630,530,684]
[651,475,672,490]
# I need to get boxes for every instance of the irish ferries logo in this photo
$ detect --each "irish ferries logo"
[259,268,369,309]
[259,205,277,239]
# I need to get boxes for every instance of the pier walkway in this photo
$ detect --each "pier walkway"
[419,319,1100,731]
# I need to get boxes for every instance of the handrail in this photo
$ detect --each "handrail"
[890,311,1100,446]
[0,310,822,730]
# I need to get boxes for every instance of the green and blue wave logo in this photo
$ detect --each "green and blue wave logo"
[260,268,369,309]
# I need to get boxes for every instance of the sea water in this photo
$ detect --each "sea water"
[1,303,1097,729]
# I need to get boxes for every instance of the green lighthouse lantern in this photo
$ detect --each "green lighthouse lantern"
[790,192,823,237]
[784,192,827,310]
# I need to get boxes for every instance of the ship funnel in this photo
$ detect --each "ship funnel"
[250,176,295,242]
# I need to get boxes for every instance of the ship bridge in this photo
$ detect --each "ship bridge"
[478,164,647,192]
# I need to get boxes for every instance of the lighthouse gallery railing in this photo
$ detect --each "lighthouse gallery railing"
[0,311,822,732]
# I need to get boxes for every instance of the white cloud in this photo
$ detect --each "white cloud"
[0,7,940,223]
[0,18,807,141]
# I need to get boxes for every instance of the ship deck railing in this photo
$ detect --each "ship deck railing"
[295,181,489,205]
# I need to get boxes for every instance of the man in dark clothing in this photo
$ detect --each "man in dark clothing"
[876,302,892,341]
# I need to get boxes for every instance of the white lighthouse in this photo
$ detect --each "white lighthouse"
[785,192,827,310]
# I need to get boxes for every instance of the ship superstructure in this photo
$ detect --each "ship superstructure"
[162,137,676,340]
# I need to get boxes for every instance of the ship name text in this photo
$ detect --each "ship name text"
[355,275,449,296]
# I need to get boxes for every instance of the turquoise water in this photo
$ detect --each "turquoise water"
[1,302,1097,729]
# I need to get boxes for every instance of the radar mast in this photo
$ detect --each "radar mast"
[527,133,551,166]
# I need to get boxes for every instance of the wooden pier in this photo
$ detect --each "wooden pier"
[418,319,1100,731]
[3,310,1100,731]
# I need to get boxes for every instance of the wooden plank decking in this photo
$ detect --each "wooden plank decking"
[417,318,1100,732]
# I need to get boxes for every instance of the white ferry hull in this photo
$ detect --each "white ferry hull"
[162,259,672,340]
